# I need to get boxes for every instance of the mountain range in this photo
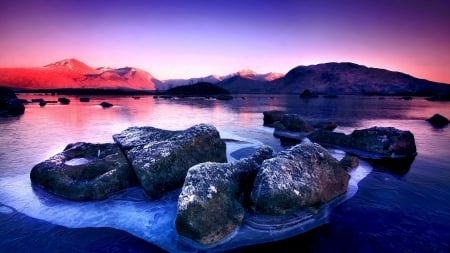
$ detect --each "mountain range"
[1,59,449,95]
[0,59,162,91]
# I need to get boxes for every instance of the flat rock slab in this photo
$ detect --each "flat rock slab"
[30,142,137,200]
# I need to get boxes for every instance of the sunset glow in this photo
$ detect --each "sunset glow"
[0,0,449,83]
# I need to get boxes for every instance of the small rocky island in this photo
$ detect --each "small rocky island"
[30,121,416,246]
[0,87,25,116]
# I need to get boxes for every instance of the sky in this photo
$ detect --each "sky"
[0,0,449,83]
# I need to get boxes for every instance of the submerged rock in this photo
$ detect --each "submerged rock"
[426,113,449,128]
[251,141,349,215]
[176,146,275,245]
[299,89,318,98]
[307,127,417,160]
[58,97,70,105]
[100,101,113,108]
[30,142,137,200]
[0,87,25,116]
[113,124,227,198]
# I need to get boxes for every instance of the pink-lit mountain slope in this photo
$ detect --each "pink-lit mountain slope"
[163,69,284,91]
[0,59,161,91]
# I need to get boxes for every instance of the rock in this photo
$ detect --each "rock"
[58,97,70,105]
[262,110,285,126]
[339,154,359,171]
[272,114,315,145]
[113,126,178,150]
[425,93,450,101]
[176,146,275,245]
[0,87,25,116]
[307,127,417,160]
[113,124,227,198]
[426,114,449,128]
[299,89,318,98]
[279,114,315,132]
[310,120,337,131]
[31,98,45,103]
[100,101,113,108]
[79,97,90,102]
[39,101,47,107]
[216,94,233,100]
[30,142,137,200]
[250,141,349,215]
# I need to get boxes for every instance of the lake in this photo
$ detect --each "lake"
[1,94,449,252]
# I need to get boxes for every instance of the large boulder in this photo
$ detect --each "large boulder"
[30,142,137,200]
[0,87,25,116]
[176,146,275,245]
[113,124,227,198]
[307,127,417,160]
[250,141,349,215]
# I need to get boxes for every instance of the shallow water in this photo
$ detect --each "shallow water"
[1,94,449,252]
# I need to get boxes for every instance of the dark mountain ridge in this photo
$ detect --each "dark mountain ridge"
[277,62,450,95]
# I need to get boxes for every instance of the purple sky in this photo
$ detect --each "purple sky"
[0,0,449,82]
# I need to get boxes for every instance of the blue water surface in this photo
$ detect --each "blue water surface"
[0,94,449,252]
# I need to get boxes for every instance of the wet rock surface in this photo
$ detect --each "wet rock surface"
[251,141,350,215]
[114,124,227,198]
[263,112,336,145]
[30,142,137,200]
[176,146,274,245]
[262,110,285,126]
[307,127,417,159]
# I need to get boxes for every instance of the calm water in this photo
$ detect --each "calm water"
[0,94,449,252]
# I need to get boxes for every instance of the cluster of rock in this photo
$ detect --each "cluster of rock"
[176,140,352,244]
[263,110,418,166]
[30,123,355,246]
[31,124,226,200]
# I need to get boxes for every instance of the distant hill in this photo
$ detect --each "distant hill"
[165,82,230,96]
[1,59,448,95]
[0,59,162,91]
[276,62,450,95]
[213,62,450,95]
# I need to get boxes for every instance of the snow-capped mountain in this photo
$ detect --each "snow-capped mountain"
[162,69,284,89]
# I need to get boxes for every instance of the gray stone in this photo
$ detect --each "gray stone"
[113,126,177,150]
[307,127,417,159]
[271,114,315,145]
[176,146,275,245]
[30,142,137,200]
[251,141,349,215]
[279,114,315,132]
[114,124,227,198]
